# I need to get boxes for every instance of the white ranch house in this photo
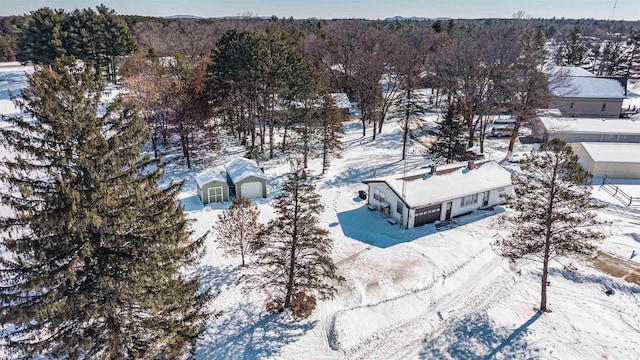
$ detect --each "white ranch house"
[362,160,513,228]
[224,158,267,199]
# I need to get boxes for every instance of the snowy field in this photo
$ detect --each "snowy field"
[2,66,640,359]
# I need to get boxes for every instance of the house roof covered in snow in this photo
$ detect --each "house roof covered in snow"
[329,93,351,109]
[538,109,640,136]
[363,160,512,208]
[195,169,227,188]
[578,142,640,164]
[550,76,625,99]
[224,158,266,183]
[544,65,594,77]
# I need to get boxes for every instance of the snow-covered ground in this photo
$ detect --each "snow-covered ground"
[2,66,640,360]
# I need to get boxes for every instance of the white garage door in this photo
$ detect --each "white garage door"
[241,182,263,198]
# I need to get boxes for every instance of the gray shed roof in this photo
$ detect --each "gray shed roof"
[225,158,267,183]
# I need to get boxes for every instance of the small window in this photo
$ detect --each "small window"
[397,201,404,214]
[601,103,607,111]
[570,102,574,109]
[461,194,479,207]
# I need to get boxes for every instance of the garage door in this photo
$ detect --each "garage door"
[241,182,263,198]
[414,204,442,227]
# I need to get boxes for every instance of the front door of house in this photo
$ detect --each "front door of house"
[483,191,490,207]
[445,201,452,220]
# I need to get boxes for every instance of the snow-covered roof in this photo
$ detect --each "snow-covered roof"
[544,65,594,77]
[329,93,351,109]
[578,142,640,164]
[224,158,266,183]
[538,109,640,136]
[195,169,226,188]
[550,76,625,99]
[364,160,512,208]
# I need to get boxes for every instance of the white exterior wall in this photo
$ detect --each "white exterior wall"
[367,182,409,227]
[368,182,513,228]
[440,186,512,221]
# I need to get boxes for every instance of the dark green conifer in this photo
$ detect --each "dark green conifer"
[495,139,605,313]
[249,163,340,314]
[0,58,208,359]
[429,101,468,164]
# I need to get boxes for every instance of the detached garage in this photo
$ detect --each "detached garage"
[225,158,268,199]
[571,142,640,179]
[196,170,229,204]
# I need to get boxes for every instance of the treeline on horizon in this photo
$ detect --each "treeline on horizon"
[1,11,639,61]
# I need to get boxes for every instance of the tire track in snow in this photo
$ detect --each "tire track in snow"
[326,247,516,358]
[349,254,516,360]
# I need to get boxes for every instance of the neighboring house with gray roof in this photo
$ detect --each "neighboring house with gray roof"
[546,65,626,118]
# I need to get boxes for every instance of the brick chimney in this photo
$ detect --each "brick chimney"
[467,160,475,170]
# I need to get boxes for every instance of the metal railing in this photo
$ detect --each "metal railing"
[601,176,640,207]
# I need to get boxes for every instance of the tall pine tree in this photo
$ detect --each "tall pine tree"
[249,163,340,315]
[495,139,605,313]
[0,58,209,358]
[428,101,468,164]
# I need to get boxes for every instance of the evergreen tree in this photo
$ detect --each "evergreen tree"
[95,5,137,83]
[429,102,468,164]
[563,26,587,66]
[16,7,68,65]
[495,139,605,313]
[213,197,262,267]
[0,58,209,358]
[249,163,340,314]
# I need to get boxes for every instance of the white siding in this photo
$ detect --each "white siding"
[368,182,409,226]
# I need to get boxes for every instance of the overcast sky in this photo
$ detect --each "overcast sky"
[1,0,639,21]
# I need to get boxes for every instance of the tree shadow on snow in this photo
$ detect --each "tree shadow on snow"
[195,303,317,360]
[337,205,505,249]
[420,312,541,359]
[193,264,241,296]
[548,267,640,295]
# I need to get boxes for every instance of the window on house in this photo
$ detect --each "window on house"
[373,188,385,202]
[570,102,574,109]
[460,194,479,207]
[397,201,404,214]
[601,103,607,111]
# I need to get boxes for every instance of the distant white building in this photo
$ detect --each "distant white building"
[362,160,513,228]
[571,142,640,179]
[545,65,626,118]
[534,109,640,143]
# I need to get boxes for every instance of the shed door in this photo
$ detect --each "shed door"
[207,187,223,203]
[241,182,263,198]
[414,204,442,227]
